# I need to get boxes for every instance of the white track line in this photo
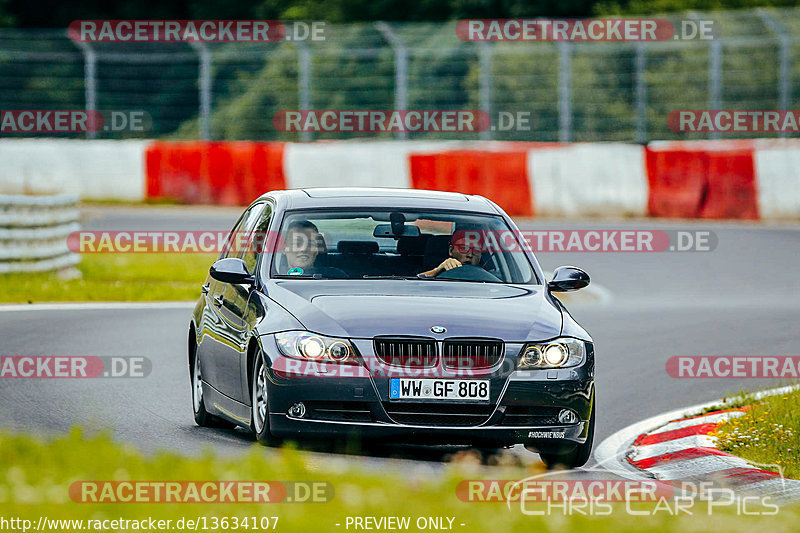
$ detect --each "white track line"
[0,302,196,312]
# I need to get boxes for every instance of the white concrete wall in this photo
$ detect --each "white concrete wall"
[0,140,147,200]
[528,143,649,217]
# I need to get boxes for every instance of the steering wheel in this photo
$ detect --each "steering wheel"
[436,264,501,282]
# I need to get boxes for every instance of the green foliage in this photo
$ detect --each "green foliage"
[0,0,15,27]
[4,4,800,141]
[595,0,800,16]
[6,0,800,27]
[1,428,798,531]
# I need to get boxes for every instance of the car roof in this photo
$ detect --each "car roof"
[257,188,502,214]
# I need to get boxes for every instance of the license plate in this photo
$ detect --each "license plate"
[389,378,489,401]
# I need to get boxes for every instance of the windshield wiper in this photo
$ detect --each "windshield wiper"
[273,274,325,279]
[361,275,421,280]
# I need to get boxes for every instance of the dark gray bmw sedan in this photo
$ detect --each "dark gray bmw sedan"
[189,188,595,468]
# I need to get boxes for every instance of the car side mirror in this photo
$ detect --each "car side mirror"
[548,266,590,292]
[210,258,255,285]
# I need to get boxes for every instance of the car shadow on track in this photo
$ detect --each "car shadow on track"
[186,424,534,467]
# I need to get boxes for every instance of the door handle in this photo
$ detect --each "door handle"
[201,283,210,294]
[213,295,224,306]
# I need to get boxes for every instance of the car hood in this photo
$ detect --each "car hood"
[266,280,562,341]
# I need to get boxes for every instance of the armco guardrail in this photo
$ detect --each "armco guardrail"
[0,194,80,274]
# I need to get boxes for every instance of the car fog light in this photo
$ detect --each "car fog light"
[522,346,542,366]
[558,409,579,424]
[328,341,351,361]
[288,403,306,419]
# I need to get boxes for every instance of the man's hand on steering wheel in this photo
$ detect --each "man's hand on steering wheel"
[433,258,462,275]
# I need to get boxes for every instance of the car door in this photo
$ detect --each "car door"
[213,203,269,401]
[231,202,275,401]
[198,208,249,394]
[204,203,264,400]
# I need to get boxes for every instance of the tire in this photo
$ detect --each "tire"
[251,347,277,445]
[539,400,595,469]
[191,350,235,429]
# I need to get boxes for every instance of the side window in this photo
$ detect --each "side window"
[219,204,264,260]
[241,203,272,273]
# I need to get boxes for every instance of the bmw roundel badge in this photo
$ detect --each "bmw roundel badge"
[430,326,446,334]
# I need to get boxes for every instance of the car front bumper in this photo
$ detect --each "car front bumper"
[263,339,594,450]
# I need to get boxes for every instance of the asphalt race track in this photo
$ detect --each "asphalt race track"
[2,206,799,474]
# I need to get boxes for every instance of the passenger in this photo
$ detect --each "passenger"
[282,220,347,278]
[419,233,484,278]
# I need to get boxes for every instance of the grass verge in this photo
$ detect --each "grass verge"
[693,389,756,416]
[0,253,215,303]
[0,429,797,532]
[715,387,800,479]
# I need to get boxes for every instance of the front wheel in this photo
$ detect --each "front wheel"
[538,401,595,469]
[251,348,277,445]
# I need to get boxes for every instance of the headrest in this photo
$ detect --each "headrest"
[337,241,379,254]
[397,234,430,255]
[422,234,453,269]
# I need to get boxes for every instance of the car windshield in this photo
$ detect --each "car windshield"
[268,209,538,284]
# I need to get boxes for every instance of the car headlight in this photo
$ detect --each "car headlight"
[275,331,357,364]
[518,338,585,369]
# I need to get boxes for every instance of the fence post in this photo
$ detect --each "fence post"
[709,40,722,140]
[76,42,97,140]
[635,42,647,143]
[375,22,408,140]
[190,42,212,140]
[558,42,572,142]
[297,43,312,142]
[690,12,722,140]
[478,42,492,140]
[758,8,792,138]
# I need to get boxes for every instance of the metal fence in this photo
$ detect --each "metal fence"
[2,8,800,142]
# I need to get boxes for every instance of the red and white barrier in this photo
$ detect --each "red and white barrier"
[753,140,800,219]
[0,139,147,200]
[144,141,285,206]
[528,143,648,217]
[1,138,799,220]
[646,140,760,219]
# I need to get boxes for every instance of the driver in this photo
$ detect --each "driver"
[282,220,347,278]
[419,233,483,278]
